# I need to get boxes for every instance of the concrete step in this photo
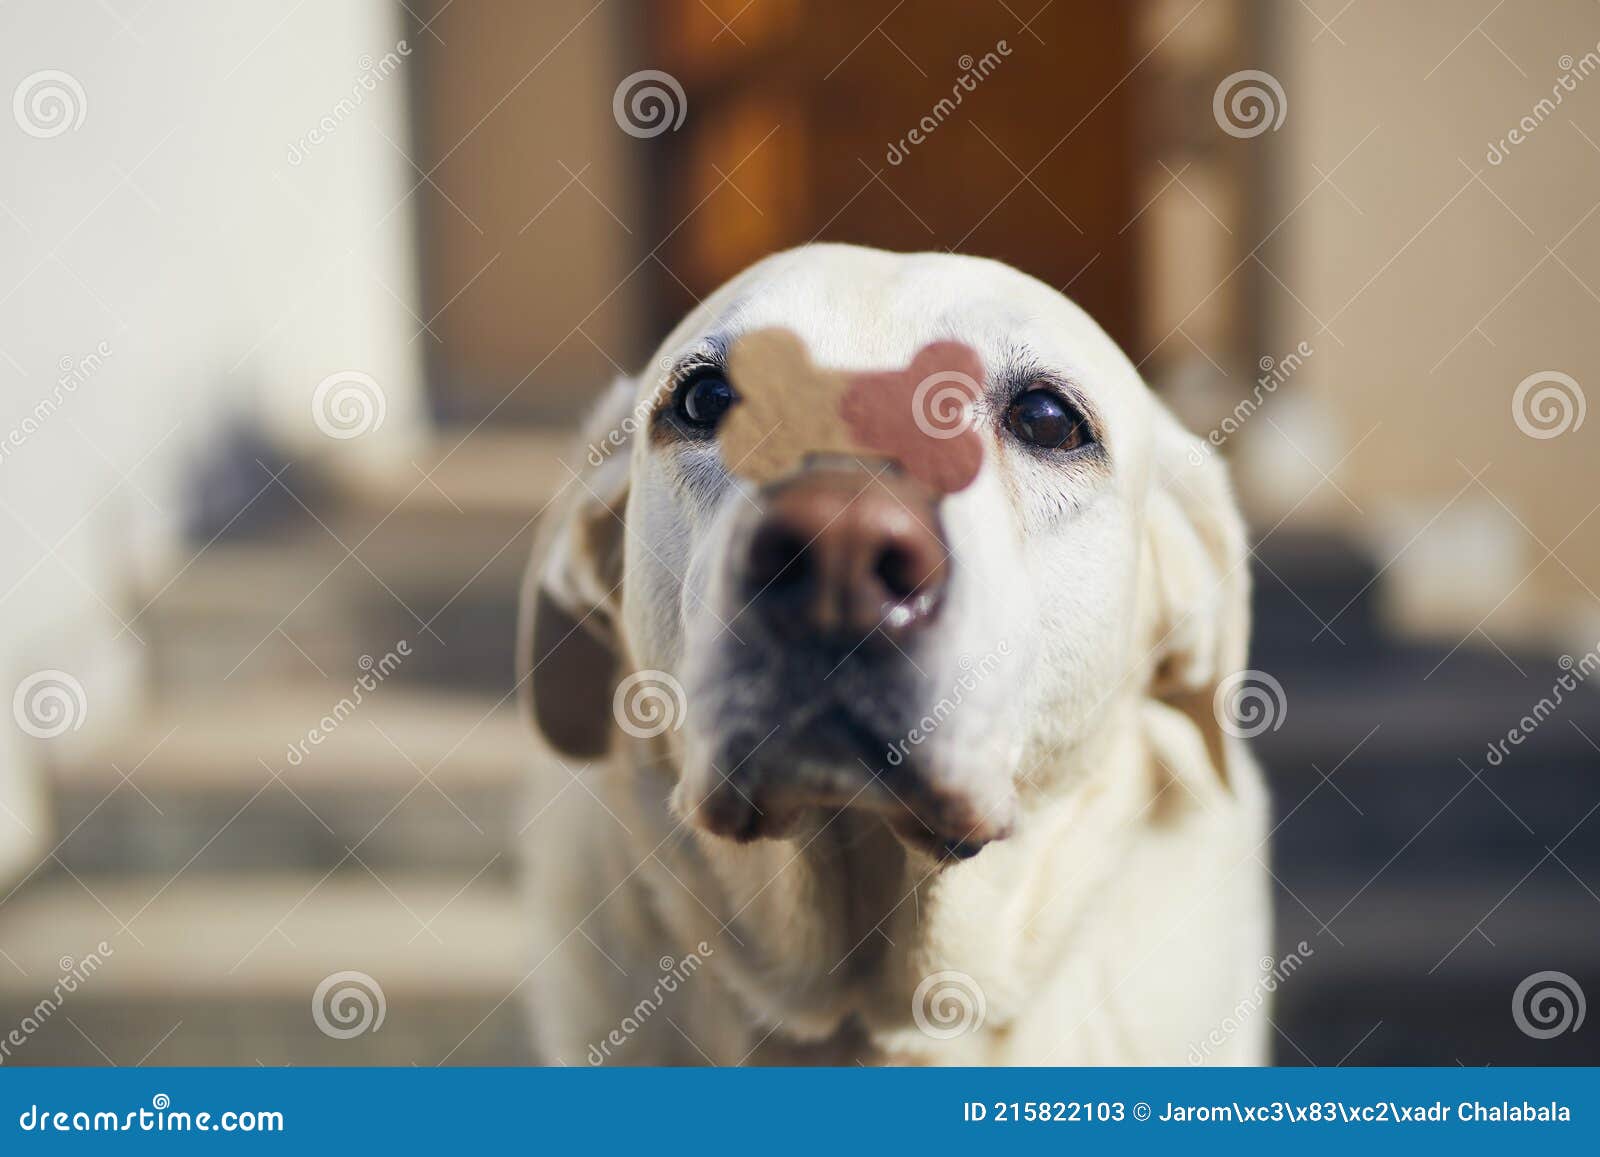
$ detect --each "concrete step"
[0,871,531,1064]
[138,527,534,691]
[139,428,573,690]
[137,536,372,689]
[43,687,540,874]
[333,427,574,522]
[1271,877,1600,1066]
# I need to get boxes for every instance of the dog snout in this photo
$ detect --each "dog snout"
[740,468,949,640]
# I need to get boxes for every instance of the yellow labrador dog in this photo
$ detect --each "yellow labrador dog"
[518,244,1271,1065]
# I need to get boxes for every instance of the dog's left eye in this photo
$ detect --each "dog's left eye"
[1004,388,1090,451]
[674,370,736,430]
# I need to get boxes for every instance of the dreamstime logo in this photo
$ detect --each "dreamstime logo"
[1512,371,1584,440]
[1189,941,1314,1064]
[312,371,386,439]
[586,942,714,1065]
[16,1093,283,1133]
[613,669,687,739]
[912,970,986,1039]
[612,70,686,138]
[1213,669,1287,739]
[13,70,87,138]
[311,970,386,1039]
[1513,970,1586,1039]
[284,642,410,766]
[13,670,87,739]
[1190,340,1314,463]
[0,941,113,1065]
[1487,45,1600,165]
[1485,646,1598,767]
[286,40,411,165]
[885,642,1011,768]
[1,340,112,467]
[1212,70,1287,139]
[885,40,1012,165]
[587,360,675,466]
[911,370,981,440]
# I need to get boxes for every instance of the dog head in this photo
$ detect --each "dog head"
[519,244,1249,862]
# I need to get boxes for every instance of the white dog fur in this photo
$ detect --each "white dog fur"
[517,244,1271,1066]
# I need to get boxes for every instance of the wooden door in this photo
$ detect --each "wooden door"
[643,0,1139,350]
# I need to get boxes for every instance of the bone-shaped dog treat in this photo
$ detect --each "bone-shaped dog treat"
[839,341,984,494]
[720,328,984,493]
[720,329,857,484]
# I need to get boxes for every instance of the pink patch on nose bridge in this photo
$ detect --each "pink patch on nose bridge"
[839,341,986,494]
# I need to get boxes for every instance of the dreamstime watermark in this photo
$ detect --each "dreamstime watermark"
[284,642,410,766]
[1512,370,1584,440]
[910,367,982,441]
[286,41,411,165]
[1512,970,1586,1039]
[1484,644,1598,767]
[1212,69,1287,138]
[613,668,688,739]
[1188,941,1313,1064]
[586,359,675,467]
[0,341,112,466]
[885,642,1011,768]
[311,970,386,1039]
[1487,46,1600,165]
[12,70,86,138]
[312,370,387,439]
[1213,669,1287,739]
[587,943,713,1064]
[912,970,986,1039]
[17,1095,283,1133]
[12,669,87,739]
[1190,341,1313,463]
[613,70,686,138]
[885,41,1012,165]
[0,942,113,1065]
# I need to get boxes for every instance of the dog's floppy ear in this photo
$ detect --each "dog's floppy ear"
[516,377,637,758]
[1138,410,1252,778]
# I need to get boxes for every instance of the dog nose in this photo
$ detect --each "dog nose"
[742,468,949,640]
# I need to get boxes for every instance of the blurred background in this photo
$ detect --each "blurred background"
[0,0,1596,1065]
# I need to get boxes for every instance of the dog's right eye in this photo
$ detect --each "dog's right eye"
[674,370,736,429]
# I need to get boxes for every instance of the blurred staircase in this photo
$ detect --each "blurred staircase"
[1249,532,1600,1066]
[0,429,569,1064]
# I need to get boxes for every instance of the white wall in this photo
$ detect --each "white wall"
[0,1,430,879]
